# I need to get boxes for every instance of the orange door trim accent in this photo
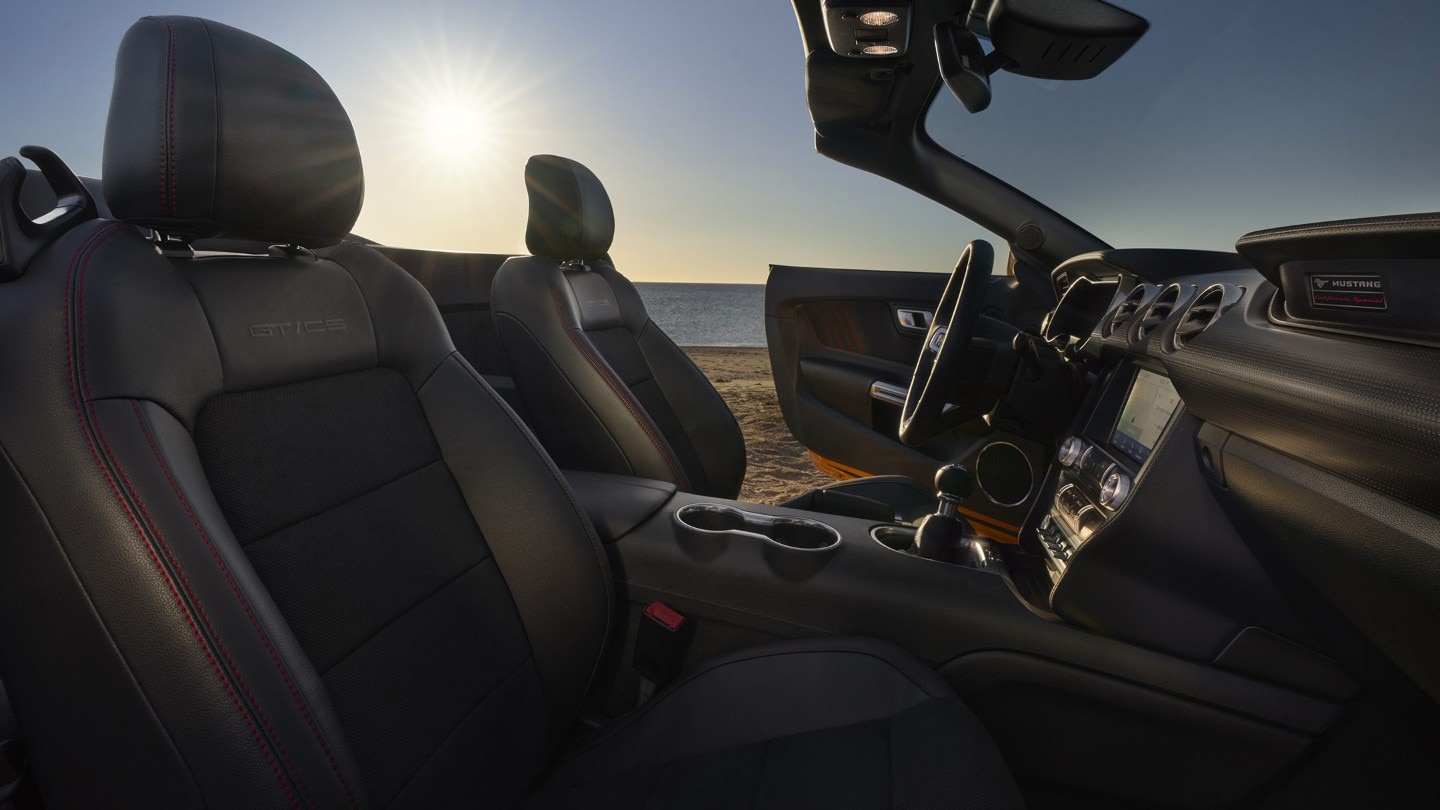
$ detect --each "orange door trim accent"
[806,451,1021,544]
[807,450,869,481]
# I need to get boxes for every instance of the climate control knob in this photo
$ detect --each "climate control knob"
[1099,470,1133,509]
[1057,437,1088,467]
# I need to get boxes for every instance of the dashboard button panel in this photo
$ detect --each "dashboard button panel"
[1099,470,1133,508]
[1057,436,1088,467]
[1078,446,1116,483]
[1039,434,1140,574]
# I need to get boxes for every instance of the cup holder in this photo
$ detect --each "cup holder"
[677,505,746,533]
[871,525,917,553]
[674,503,841,552]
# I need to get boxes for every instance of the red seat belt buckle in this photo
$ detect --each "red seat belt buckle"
[634,601,692,702]
[644,600,686,632]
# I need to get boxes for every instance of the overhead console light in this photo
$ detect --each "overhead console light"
[823,1,911,58]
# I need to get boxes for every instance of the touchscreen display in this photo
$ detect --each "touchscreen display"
[1111,369,1181,463]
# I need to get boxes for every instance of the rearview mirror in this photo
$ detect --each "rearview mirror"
[934,22,992,113]
[978,0,1148,81]
[937,0,1149,114]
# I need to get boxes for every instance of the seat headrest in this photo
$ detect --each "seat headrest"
[102,17,363,246]
[524,155,614,260]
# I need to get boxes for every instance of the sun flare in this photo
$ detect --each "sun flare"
[353,14,561,250]
[421,100,488,157]
[369,28,546,186]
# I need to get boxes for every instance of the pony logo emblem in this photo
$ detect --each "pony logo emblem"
[1308,275,1386,311]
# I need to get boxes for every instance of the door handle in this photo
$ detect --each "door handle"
[870,380,908,407]
[895,308,933,333]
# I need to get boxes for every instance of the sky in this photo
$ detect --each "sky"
[4,1,1439,282]
[929,0,1440,252]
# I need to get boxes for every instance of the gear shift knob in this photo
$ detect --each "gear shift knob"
[934,464,973,500]
[933,463,972,519]
[916,464,976,562]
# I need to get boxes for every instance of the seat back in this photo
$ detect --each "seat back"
[492,156,747,498]
[0,18,608,807]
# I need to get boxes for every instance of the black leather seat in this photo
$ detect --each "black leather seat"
[493,160,749,499]
[492,157,939,520]
[527,637,1018,808]
[0,16,1021,808]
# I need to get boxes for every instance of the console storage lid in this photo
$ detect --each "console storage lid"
[564,470,676,543]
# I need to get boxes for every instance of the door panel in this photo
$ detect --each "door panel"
[765,265,947,479]
[765,263,1052,533]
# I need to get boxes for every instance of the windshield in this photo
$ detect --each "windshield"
[925,0,1440,251]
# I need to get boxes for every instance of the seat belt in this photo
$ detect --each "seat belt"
[633,601,693,703]
[0,146,97,807]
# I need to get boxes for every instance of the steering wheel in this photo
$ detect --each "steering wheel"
[899,240,995,447]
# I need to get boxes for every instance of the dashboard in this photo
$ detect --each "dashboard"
[1014,242,1440,705]
[1035,365,1184,573]
[1025,251,1247,583]
[1041,275,1117,344]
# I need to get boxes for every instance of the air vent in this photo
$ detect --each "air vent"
[1167,283,1244,352]
[1102,283,1152,338]
[1133,284,1183,343]
[1054,271,1072,297]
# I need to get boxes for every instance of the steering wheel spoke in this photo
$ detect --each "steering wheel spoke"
[899,240,994,446]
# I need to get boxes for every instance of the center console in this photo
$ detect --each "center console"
[563,435,1342,809]
[1035,364,1183,578]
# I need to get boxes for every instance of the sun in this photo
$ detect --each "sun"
[351,11,561,248]
[420,99,488,158]
[365,24,548,187]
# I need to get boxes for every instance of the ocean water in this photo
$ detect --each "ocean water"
[634,282,766,347]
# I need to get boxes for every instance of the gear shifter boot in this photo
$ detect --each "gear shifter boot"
[914,512,977,562]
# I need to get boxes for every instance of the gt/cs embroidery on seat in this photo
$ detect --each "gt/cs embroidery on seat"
[248,319,347,337]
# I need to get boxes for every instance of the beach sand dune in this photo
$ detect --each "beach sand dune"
[683,347,837,504]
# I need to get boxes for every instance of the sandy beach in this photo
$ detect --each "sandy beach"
[682,347,838,504]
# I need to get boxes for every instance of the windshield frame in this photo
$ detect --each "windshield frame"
[795,0,1112,273]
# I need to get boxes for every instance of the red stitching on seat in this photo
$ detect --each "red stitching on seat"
[547,283,690,489]
[96,416,314,809]
[64,225,304,808]
[132,402,359,808]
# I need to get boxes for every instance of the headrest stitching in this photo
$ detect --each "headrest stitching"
[198,18,221,229]
[165,18,178,218]
[152,17,178,219]
[105,16,363,244]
